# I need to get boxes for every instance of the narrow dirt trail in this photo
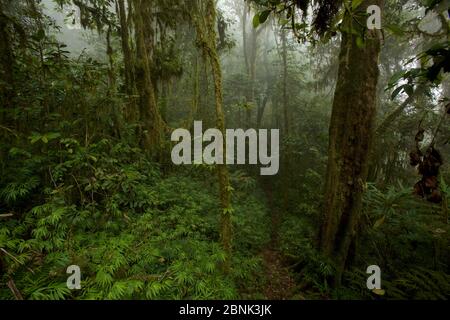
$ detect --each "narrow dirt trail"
[260,182,296,300]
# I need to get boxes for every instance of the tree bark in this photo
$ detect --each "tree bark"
[319,0,383,286]
[132,0,164,157]
[106,25,115,90]
[281,29,289,136]
[256,95,268,129]
[242,3,249,75]
[193,0,233,272]
[242,4,262,128]
[0,0,15,126]
[117,0,137,122]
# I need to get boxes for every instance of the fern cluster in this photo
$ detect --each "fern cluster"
[0,134,271,299]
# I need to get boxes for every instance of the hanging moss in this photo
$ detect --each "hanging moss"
[313,0,343,36]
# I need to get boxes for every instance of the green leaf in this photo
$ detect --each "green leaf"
[46,132,61,141]
[352,0,364,10]
[96,270,114,287]
[223,207,234,215]
[225,185,235,192]
[259,10,271,24]
[385,24,404,36]
[276,3,286,11]
[30,133,42,144]
[391,85,405,100]
[252,13,260,28]
[389,71,406,86]
[403,84,414,96]
[279,18,289,26]
[253,10,271,28]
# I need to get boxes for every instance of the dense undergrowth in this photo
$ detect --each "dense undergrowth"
[0,133,271,299]
[0,25,271,299]
[277,181,450,299]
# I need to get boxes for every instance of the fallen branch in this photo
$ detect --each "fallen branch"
[7,279,24,300]
[0,213,14,218]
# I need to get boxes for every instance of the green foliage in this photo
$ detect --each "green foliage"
[1,0,449,302]
[346,184,450,299]
[361,184,449,267]
[0,6,269,299]
[253,9,271,29]
[0,136,270,299]
[278,183,450,300]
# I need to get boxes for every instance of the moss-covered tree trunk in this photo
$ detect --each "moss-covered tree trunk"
[186,55,200,129]
[106,25,115,91]
[277,29,291,212]
[207,1,232,273]
[117,0,137,121]
[211,49,233,273]
[0,0,14,126]
[281,29,289,137]
[193,0,233,272]
[319,0,383,285]
[132,0,164,157]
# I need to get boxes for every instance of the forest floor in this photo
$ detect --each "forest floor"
[260,183,297,300]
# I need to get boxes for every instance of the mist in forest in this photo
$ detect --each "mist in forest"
[0,0,449,303]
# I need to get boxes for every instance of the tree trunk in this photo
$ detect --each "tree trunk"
[0,0,14,126]
[242,4,261,128]
[319,0,383,286]
[106,25,115,90]
[186,55,200,129]
[117,0,137,122]
[247,25,258,128]
[256,95,268,129]
[280,29,291,211]
[242,3,249,75]
[132,0,164,157]
[281,29,289,136]
[193,0,233,272]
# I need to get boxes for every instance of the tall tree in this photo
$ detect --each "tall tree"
[116,0,137,121]
[192,0,233,272]
[0,0,15,126]
[132,0,165,156]
[319,0,384,285]
[280,29,289,137]
[241,1,265,128]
